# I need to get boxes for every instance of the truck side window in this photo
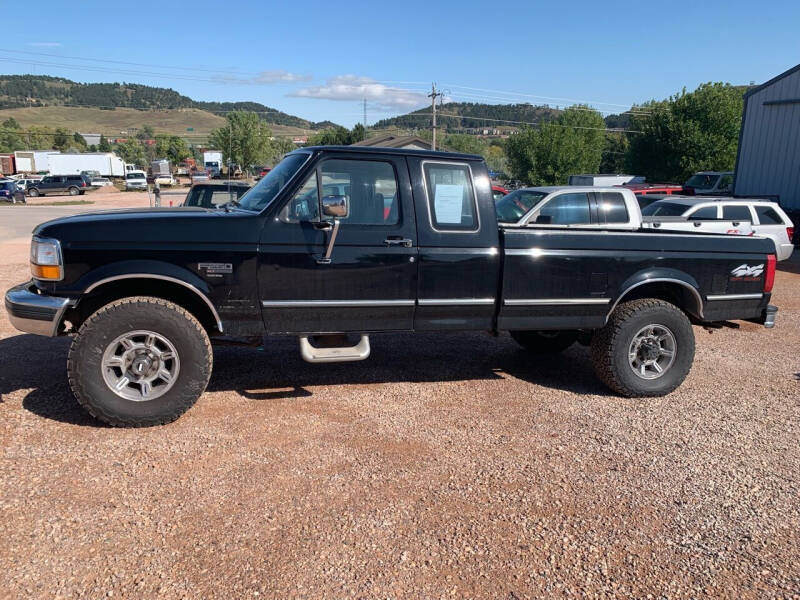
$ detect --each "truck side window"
[722,205,752,221]
[423,162,477,231]
[280,173,319,223]
[688,206,717,220]
[597,192,629,224]
[537,193,591,225]
[321,159,399,225]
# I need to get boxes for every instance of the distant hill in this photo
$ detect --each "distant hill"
[0,74,333,130]
[373,102,563,132]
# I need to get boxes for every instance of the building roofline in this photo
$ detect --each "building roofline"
[744,62,800,98]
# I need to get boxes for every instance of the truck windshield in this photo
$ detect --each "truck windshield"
[495,189,548,223]
[641,202,690,216]
[238,153,310,212]
[685,174,719,190]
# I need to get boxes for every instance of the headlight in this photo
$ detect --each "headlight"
[30,236,63,281]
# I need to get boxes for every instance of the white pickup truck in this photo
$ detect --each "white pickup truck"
[496,186,753,236]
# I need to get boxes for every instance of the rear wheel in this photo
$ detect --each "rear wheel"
[68,186,80,196]
[510,330,578,354]
[68,297,212,426]
[28,188,40,197]
[590,298,694,397]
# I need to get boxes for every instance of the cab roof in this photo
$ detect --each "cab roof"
[293,145,484,161]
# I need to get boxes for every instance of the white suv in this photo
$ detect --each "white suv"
[662,198,794,261]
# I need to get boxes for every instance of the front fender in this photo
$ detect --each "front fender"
[64,259,212,297]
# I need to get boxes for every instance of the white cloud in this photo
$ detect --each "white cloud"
[27,42,61,47]
[291,75,429,110]
[217,70,312,85]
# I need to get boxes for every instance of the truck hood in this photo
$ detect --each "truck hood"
[33,207,259,244]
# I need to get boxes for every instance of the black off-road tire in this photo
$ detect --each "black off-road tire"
[67,297,212,427]
[510,330,578,354]
[590,298,694,397]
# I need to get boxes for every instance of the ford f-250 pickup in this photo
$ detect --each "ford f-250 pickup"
[5,146,779,426]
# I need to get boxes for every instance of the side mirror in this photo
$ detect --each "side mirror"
[535,214,552,224]
[321,195,349,218]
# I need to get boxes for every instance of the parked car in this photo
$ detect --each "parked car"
[568,174,645,186]
[255,167,271,181]
[90,177,114,188]
[641,197,794,261]
[0,180,25,203]
[190,171,210,184]
[683,171,734,196]
[5,146,779,426]
[11,175,42,191]
[491,185,508,201]
[124,171,148,191]
[81,170,101,180]
[154,174,176,186]
[26,174,92,197]
[182,182,251,208]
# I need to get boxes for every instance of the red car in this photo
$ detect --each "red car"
[491,185,508,201]
[619,183,683,195]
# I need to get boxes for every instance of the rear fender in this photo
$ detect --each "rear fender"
[608,268,704,321]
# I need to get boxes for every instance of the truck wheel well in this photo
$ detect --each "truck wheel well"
[65,278,222,335]
[608,281,703,322]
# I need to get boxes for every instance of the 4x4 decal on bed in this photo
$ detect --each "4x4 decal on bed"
[731,263,764,278]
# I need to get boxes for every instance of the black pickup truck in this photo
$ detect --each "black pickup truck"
[5,146,779,426]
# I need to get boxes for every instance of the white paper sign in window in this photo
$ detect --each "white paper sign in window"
[434,184,464,224]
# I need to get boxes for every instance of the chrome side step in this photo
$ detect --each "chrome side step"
[299,335,371,363]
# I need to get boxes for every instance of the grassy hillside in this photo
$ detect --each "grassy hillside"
[0,74,331,131]
[0,106,311,139]
[374,102,563,132]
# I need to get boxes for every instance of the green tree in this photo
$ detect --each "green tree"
[209,111,273,173]
[442,133,487,156]
[506,105,606,185]
[115,138,146,167]
[155,134,191,165]
[308,125,352,146]
[72,131,88,151]
[25,126,56,150]
[0,118,24,152]
[599,132,629,174]
[137,124,155,141]
[350,123,366,143]
[269,137,297,163]
[626,82,743,182]
[98,135,111,152]
[51,128,71,152]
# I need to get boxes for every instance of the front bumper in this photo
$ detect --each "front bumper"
[4,281,73,337]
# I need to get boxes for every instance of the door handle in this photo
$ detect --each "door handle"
[384,237,412,248]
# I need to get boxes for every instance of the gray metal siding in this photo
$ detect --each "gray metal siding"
[735,67,800,210]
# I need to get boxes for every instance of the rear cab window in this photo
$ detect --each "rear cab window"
[535,192,591,225]
[596,192,629,224]
[423,162,478,231]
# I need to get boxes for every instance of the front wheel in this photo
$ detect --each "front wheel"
[28,188,40,197]
[590,298,695,397]
[68,297,213,426]
[511,330,578,354]
[68,186,80,196]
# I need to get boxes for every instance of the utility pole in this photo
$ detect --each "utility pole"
[428,83,442,151]
[363,98,367,129]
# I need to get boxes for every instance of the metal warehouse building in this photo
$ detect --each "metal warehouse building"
[734,63,800,212]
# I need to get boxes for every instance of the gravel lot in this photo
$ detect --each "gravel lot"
[0,205,798,599]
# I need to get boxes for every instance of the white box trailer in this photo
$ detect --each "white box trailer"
[14,150,60,173]
[568,174,645,186]
[47,153,127,177]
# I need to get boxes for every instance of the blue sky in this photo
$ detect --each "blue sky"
[2,0,799,127]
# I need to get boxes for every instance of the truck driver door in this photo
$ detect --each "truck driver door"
[258,154,418,334]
